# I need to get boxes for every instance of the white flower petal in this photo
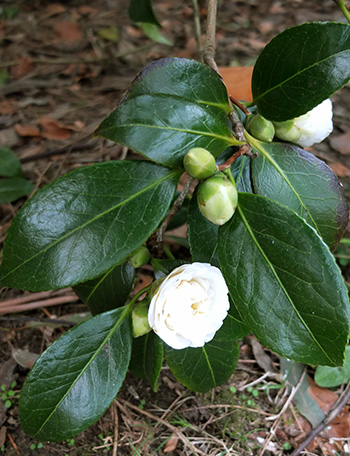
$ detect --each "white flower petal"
[148,263,230,350]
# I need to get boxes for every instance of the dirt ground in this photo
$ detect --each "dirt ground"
[0,0,350,455]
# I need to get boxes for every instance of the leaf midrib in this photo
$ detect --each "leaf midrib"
[253,47,350,103]
[35,306,131,437]
[2,170,178,280]
[248,134,321,237]
[236,201,334,365]
[100,123,237,146]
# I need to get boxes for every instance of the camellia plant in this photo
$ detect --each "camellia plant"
[1,3,350,442]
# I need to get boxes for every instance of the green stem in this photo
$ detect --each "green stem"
[223,168,236,187]
[163,245,175,260]
[337,0,350,23]
[340,237,350,245]
[128,285,152,308]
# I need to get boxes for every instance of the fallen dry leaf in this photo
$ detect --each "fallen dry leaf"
[38,117,83,140]
[219,66,253,102]
[328,162,350,177]
[0,100,17,115]
[10,56,35,80]
[54,21,83,42]
[164,435,179,452]
[14,124,41,137]
[46,3,66,15]
[330,131,350,155]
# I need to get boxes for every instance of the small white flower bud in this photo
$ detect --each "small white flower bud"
[274,99,333,147]
[197,172,238,226]
[183,147,217,179]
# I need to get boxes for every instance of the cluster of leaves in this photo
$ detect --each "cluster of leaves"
[0,21,350,441]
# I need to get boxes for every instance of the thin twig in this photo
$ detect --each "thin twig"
[290,380,350,456]
[0,295,78,315]
[7,434,21,456]
[0,288,71,308]
[230,96,251,116]
[203,0,219,72]
[149,175,194,257]
[217,143,251,170]
[192,0,203,59]
[0,316,75,326]
[112,401,119,456]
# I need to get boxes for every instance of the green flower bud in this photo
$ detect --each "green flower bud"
[197,172,238,226]
[246,114,275,143]
[129,245,150,268]
[273,119,301,143]
[183,147,217,179]
[132,299,151,338]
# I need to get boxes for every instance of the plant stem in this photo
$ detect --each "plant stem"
[203,0,219,71]
[334,0,350,23]
[149,176,194,257]
[192,0,203,59]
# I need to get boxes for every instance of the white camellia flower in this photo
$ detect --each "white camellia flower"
[274,98,333,147]
[148,263,230,349]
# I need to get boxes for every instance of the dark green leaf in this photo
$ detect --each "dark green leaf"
[129,331,163,391]
[165,316,240,393]
[73,262,134,315]
[250,138,348,248]
[231,155,253,193]
[128,0,161,26]
[19,306,132,441]
[252,22,350,120]
[0,161,180,291]
[151,258,189,279]
[188,188,219,266]
[0,177,34,204]
[219,193,349,366]
[0,147,22,177]
[96,58,236,167]
[315,346,350,387]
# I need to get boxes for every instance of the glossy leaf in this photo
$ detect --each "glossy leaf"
[128,0,160,26]
[0,147,22,177]
[0,177,34,204]
[188,187,219,266]
[96,58,236,167]
[73,262,134,315]
[129,331,163,391]
[19,306,132,441]
[252,22,350,120]
[219,193,349,366]
[165,315,240,392]
[250,138,349,248]
[315,346,350,388]
[0,161,180,291]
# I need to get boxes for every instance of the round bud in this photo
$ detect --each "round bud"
[246,114,275,143]
[129,245,150,268]
[197,172,238,226]
[183,147,217,179]
[132,299,151,338]
[273,119,301,143]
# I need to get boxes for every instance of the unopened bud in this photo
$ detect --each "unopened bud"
[273,99,333,147]
[132,299,151,338]
[183,147,217,179]
[246,114,275,142]
[197,172,238,226]
[273,119,301,144]
[129,245,150,268]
